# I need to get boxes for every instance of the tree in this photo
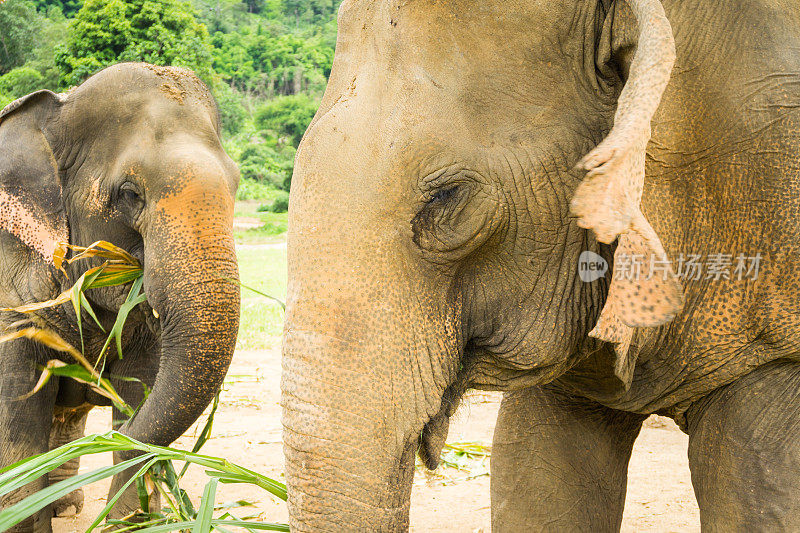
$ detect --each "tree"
[0,66,44,97]
[254,93,317,146]
[33,0,83,17]
[55,0,214,87]
[0,0,42,74]
[24,5,71,90]
[192,0,246,33]
[214,81,247,135]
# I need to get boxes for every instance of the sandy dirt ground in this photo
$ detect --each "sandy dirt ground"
[53,342,700,532]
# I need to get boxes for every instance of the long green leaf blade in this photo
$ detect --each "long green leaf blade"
[0,454,154,531]
[192,478,218,533]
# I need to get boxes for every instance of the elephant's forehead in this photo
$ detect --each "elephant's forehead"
[60,69,218,147]
[329,0,589,146]
[340,0,580,66]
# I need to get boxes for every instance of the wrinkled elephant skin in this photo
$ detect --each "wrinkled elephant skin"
[283,1,800,531]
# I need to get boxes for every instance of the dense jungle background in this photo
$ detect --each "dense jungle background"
[0,0,341,208]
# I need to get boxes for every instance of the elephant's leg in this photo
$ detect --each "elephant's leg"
[0,340,57,533]
[491,386,646,533]
[48,404,92,517]
[686,359,800,531]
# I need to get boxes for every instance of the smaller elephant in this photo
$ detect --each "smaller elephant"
[0,62,241,531]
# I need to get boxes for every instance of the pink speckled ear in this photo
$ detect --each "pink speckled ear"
[0,91,67,264]
[570,0,683,387]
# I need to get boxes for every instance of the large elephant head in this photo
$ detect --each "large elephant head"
[282,0,684,530]
[0,62,240,490]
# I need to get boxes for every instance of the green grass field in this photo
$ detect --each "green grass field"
[234,201,289,245]
[236,244,288,350]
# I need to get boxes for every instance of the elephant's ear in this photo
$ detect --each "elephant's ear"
[0,90,68,263]
[570,0,683,388]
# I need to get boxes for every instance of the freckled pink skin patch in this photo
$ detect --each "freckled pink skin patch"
[0,190,67,262]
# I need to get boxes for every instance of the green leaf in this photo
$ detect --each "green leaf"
[0,454,154,531]
[179,390,220,479]
[88,456,161,532]
[234,280,285,310]
[192,478,218,533]
[137,473,151,514]
[133,519,289,532]
[71,270,88,353]
[80,292,105,332]
[99,276,146,359]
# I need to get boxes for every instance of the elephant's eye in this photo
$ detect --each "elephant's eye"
[428,186,459,205]
[118,182,143,205]
[412,176,503,260]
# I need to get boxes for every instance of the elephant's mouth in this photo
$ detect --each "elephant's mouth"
[417,373,470,470]
[418,409,451,469]
[143,302,162,337]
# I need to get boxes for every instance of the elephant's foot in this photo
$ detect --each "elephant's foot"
[52,488,84,517]
[48,405,90,519]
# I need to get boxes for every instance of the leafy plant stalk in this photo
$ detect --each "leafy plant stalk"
[0,241,288,531]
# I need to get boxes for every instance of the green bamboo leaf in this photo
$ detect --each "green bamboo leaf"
[0,433,141,496]
[16,360,64,401]
[79,292,105,332]
[192,478,219,533]
[89,267,144,288]
[70,270,87,353]
[230,279,285,310]
[137,473,151,514]
[67,264,106,352]
[180,391,220,479]
[157,459,195,517]
[88,456,160,533]
[99,276,146,360]
[0,454,154,531]
[214,500,255,511]
[64,240,140,267]
[132,519,289,533]
[204,471,287,501]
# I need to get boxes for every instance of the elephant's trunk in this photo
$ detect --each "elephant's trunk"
[281,267,461,531]
[282,330,419,532]
[122,181,240,448]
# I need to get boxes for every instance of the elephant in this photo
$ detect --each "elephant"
[281,0,800,530]
[0,62,240,531]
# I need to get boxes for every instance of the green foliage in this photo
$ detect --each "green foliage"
[255,93,317,145]
[0,241,289,530]
[24,6,71,90]
[236,178,280,200]
[214,82,247,136]
[0,93,13,108]
[0,66,44,98]
[283,0,338,25]
[211,28,333,97]
[0,0,42,74]
[0,431,289,531]
[257,190,289,212]
[55,0,214,87]
[33,0,83,17]
[6,0,343,208]
[238,142,295,189]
